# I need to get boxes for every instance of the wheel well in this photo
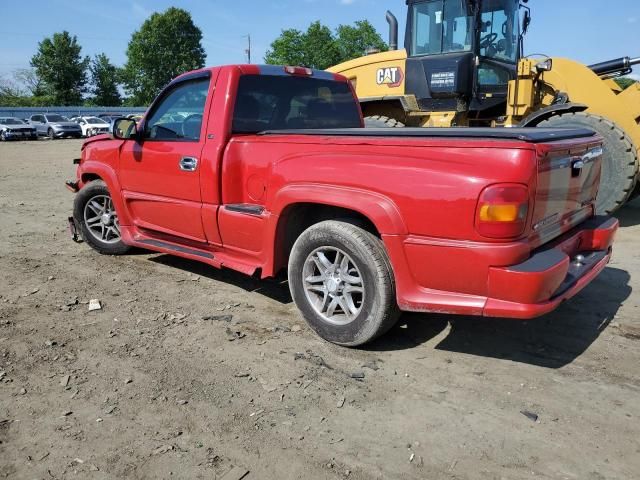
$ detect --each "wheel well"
[81,173,102,184]
[273,203,380,275]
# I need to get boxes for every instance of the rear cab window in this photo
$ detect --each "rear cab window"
[232,74,362,133]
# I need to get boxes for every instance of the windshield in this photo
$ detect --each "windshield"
[46,114,66,122]
[479,0,519,62]
[409,0,473,56]
[232,75,362,133]
[0,117,25,125]
[407,0,519,61]
[87,117,106,124]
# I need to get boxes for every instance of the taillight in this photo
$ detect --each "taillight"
[475,184,529,239]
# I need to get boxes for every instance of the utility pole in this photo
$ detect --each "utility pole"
[244,34,251,64]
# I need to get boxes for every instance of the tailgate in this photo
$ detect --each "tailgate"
[530,137,603,246]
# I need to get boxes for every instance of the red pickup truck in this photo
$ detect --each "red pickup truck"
[68,64,618,346]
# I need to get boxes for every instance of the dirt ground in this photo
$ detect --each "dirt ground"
[0,138,639,480]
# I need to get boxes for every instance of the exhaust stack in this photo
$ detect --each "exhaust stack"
[386,10,398,51]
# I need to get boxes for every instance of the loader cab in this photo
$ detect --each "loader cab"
[404,0,520,122]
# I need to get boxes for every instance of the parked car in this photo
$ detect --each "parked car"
[0,116,37,141]
[126,113,144,122]
[67,64,617,346]
[70,116,110,137]
[29,114,82,139]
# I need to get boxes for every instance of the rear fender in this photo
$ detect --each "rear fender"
[262,184,407,277]
[519,103,588,127]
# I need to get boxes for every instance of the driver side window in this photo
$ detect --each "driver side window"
[144,77,210,142]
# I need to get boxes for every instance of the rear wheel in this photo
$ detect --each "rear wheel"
[288,220,399,346]
[364,115,405,128]
[73,180,131,255]
[537,112,638,214]
[0,131,6,141]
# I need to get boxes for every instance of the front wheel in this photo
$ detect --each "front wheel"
[47,128,55,140]
[288,220,399,346]
[73,180,131,255]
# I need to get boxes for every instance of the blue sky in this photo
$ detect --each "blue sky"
[1,0,639,81]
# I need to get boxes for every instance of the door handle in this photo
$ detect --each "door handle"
[179,156,198,171]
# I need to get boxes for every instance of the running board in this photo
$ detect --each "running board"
[137,239,214,259]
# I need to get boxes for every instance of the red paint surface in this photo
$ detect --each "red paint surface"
[74,65,616,319]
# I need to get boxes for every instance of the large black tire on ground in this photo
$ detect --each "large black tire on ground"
[364,115,405,128]
[73,180,131,255]
[288,220,400,347]
[537,112,638,214]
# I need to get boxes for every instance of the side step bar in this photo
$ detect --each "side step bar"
[137,239,214,259]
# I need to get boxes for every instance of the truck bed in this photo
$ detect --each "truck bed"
[259,127,596,143]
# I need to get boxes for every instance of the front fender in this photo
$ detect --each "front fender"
[77,161,131,226]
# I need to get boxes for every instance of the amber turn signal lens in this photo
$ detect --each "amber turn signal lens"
[479,204,519,222]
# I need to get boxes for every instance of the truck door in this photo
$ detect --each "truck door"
[118,73,213,243]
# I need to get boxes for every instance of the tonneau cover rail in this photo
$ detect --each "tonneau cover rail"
[258,127,596,143]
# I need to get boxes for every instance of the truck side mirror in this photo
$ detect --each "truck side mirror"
[112,117,138,140]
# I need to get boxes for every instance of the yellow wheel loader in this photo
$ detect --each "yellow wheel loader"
[327,0,640,214]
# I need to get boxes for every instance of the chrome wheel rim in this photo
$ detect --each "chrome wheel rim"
[83,195,121,244]
[302,247,364,325]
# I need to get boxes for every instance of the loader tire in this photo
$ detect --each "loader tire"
[537,112,638,214]
[364,115,405,128]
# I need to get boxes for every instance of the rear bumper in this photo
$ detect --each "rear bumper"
[385,216,618,319]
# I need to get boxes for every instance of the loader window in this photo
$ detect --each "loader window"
[479,0,518,62]
[409,0,473,56]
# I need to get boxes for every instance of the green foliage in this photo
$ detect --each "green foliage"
[30,31,89,105]
[88,54,122,106]
[123,7,206,105]
[614,77,638,90]
[265,20,387,70]
[335,21,388,61]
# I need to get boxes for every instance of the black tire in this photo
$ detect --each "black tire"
[47,128,55,140]
[73,180,131,255]
[364,115,405,128]
[537,112,638,214]
[288,220,399,346]
[0,130,6,141]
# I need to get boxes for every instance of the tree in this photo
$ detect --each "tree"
[335,20,388,60]
[614,77,638,90]
[89,54,121,106]
[265,20,387,70]
[13,68,45,97]
[123,7,206,105]
[263,29,306,67]
[30,31,89,105]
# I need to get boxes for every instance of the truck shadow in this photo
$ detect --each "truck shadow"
[149,255,294,304]
[367,267,631,368]
[151,254,630,369]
